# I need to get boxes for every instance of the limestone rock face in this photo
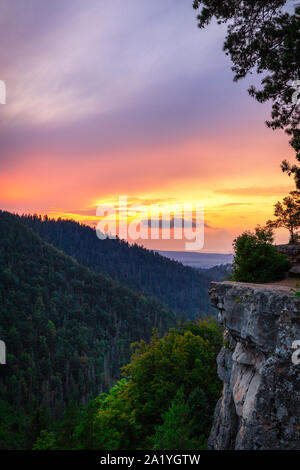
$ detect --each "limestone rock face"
[289,266,300,276]
[208,281,300,450]
[276,244,300,266]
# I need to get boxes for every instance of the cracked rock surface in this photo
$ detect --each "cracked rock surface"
[208,281,300,450]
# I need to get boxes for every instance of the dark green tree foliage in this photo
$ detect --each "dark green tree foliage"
[266,190,300,242]
[54,400,81,449]
[27,406,50,449]
[0,400,27,450]
[20,214,218,318]
[40,319,223,450]
[281,129,300,188]
[193,1,300,186]
[0,211,175,448]
[152,388,201,450]
[232,226,290,283]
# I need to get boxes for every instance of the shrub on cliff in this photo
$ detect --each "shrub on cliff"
[232,226,290,283]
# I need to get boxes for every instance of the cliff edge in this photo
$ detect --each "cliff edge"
[208,281,300,450]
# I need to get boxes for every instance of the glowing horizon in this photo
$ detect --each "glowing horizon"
[0,0,296,252]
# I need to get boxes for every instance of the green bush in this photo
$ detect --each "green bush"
[232,226,290,283]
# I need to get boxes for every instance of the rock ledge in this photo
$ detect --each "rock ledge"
[208,281,300,450]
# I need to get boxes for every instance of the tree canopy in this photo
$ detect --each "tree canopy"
[193,1,300,185]
[0,210,175,448]
[267,190,300,242]
[34,319,223,450]
[20,214,226,318]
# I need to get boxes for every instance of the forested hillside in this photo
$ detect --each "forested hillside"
[20,215,220,318]
[198,264,232,281]
[34,319,223,450]
[0,211,175,448]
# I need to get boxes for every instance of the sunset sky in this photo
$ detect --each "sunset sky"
[0,0,296,252]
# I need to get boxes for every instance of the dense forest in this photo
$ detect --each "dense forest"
[0,211,175,448]
[33,319,223,450]
[20,214,226,318]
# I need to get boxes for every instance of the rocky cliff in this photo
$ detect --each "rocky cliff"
[208,281,300,450]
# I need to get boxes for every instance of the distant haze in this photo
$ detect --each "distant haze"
[157,251,233,269]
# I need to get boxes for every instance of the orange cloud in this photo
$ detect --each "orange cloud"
[214,185,294,197]
[0,124,295,251]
